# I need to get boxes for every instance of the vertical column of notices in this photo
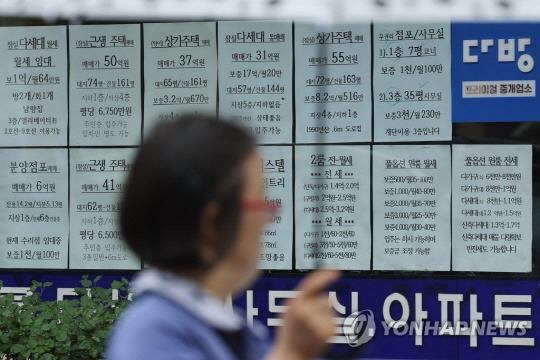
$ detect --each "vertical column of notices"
[69,25,142,146]
[295,23,371,143]
[373,23,452,142]
[69,148,140,269]
[372,145,451,270]
[295,145,371,270]
[0,27,67,146]
[143,22,217,136]
[258,146,293,270]
[452,145,532,272]
[218,21,293,144]
[0,149,68,268]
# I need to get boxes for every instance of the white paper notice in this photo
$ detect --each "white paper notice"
[295,23,371,143]
[452,145,532,272]
[0,27,67,146]
[69,25,142,146]
[218,21,293,144]
[143,22,217,137]
[372,145,451,270]
[0,149,68,268]
[69,148,140,269]
[295,145,371,270]
[258,146,293,269]
[373,23,452,142]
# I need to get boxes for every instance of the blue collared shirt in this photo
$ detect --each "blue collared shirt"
[105,269,271,360]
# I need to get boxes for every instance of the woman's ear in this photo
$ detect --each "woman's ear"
[197,201,221,263]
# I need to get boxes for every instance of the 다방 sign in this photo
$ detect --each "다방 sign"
[452,23,539,122]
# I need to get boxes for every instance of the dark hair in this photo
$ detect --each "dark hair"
[120,115,256,271]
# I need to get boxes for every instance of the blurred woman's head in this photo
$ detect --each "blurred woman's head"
[120,115,269,296]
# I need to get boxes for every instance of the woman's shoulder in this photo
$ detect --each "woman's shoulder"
[105,291,272,360]
[105,292,208,360]
[119,291,195,326]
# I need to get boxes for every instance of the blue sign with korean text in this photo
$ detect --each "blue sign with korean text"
[0,273,538,359]
[452,23,539,123]
[240,276,540,360]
